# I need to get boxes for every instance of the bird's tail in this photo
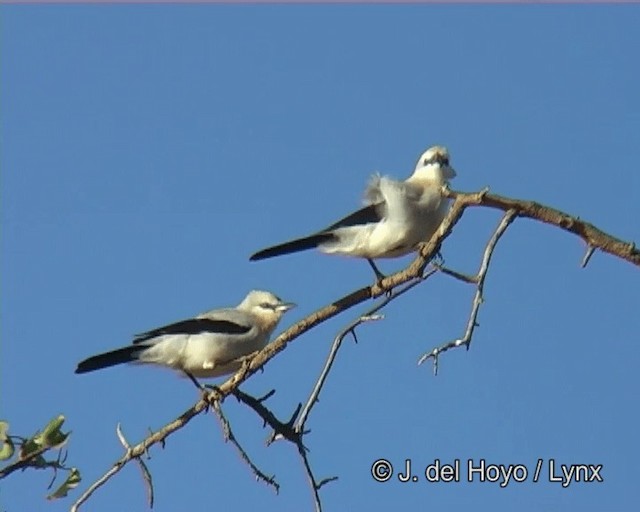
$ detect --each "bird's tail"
[250,233,334,261]
[75,345,143,374]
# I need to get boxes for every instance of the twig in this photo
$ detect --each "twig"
[432,264,477,284]
[231,389,299,445]
[418,210,517,372]
[231,388,338,512]
[210,399,280,493]
[297,442,334,512]
[71,400,209,512]
[295,271,437,433]
[116,424,154,509]
[291,273,439,511]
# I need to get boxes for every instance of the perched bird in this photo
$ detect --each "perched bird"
[250,145,457,280]
[75,290,295,387]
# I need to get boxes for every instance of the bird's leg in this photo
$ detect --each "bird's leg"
[367,258,386,282]
[185,371,204,390]
[367,259,392,297]
[184,371,222,393]
[185,371,223,406]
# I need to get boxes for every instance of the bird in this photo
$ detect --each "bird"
[250,145,457,280]
[75,290,295,388]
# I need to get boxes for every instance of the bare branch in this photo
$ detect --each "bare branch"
[210,399,280,493]
[297,442,332,512]
[418,210,517,372]
[295,271,437,433]
[432,264,477,284]
[231,389,299,445]
[231,388,338,512]
[116,424,154,509]
[443,188,640,268]
[71,401,209,512]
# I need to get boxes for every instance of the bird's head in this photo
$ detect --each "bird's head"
[239,290,296,331]
[411,145,456,183]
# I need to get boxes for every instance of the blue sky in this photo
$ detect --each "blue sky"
[2,4,639,512]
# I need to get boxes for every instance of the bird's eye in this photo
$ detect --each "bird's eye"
[260,302,274,310]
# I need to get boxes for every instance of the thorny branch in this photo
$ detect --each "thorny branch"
[72,189,639,511]
[295,269,438,434]
[115,424,154,509]
[418,209,518,373]
[231,388,336,512]
[210,398,280,493]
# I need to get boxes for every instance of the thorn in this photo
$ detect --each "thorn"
[581,245,596,268]
[258,389,276,403]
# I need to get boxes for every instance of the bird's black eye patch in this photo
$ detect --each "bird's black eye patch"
[260,302,275,310]
[424,153,449,166]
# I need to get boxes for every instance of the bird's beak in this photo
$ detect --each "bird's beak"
[444,166,457,179]
[276,302,296,312]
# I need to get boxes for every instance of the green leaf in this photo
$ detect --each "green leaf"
[0,421,15,461]
[40,415,69,449]
[47,468,81,500]
[19,415,70,459]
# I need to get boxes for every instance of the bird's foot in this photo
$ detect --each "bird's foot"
[367,259,392,297]
[378,279,393,298]
[200,384,223,406]
[204,384,223,392]
[185,372,222,403]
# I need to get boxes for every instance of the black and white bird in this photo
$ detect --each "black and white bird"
[250,145,456,280]
[75,290,295,387]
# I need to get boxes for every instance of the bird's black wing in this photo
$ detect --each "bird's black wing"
[323,202,384,232]
[133,318,251,344]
